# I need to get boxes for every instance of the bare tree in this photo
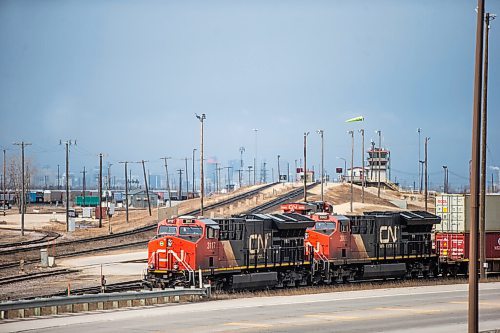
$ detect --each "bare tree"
[8,156,36,213]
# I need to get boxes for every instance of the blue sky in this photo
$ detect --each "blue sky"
[0,0,499,190]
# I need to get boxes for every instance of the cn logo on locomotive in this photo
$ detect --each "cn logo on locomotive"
[248,233,271,254]
[379,226,399,244]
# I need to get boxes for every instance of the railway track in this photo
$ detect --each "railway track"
[0,268,77,286]
[0,183,279,270]
[245,182,319,214]
[0,229,61,250]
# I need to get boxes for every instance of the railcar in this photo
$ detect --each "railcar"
[145,213,315,289]
[305,210,440,284]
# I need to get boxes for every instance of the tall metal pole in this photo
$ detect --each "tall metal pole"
[119,161,129,222]
[418,128,422,193]
[359,129,365,203]
[317,130,324,202]
[177,169,183,200]
[161,157,172,208]
[81,167,86,207]
[65,141,70,232]
[376,130,381,198]
[57,164,60,190]
[253,129,258,185]
[349,130,354,212]
[99,153,103,228]
[141,160,152,216]
[424,137,429,212]
[480,12,494,281]
[13,142,31,236]
[443,166,447,193]
[184,157,189,197]
[247,166,252,185]
[277,155,281,183]
[469,1,484,331]
[303,132,309,202]
[192,149,196,194]
[239,147,245,185]
[196,113,206,215]
[2,149,6,217]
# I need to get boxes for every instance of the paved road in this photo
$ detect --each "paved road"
[2,283,500,333]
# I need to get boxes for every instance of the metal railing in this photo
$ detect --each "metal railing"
[0,287,210,319]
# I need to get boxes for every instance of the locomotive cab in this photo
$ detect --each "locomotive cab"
[146,216,221,288]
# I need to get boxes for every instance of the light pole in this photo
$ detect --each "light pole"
[480,12,495,282]
[239,147,245,185]
[337,157,347,181]
[247,166,252,185]
[424,137,429,211]
[192,149,197,194]
[277,155,281,183]
[303,132,309,202]
[359,129,365,203]
[317,130,324,202]
[442,165,448,193]
[348,130,354,212]
[376,130,381,198]
[196,113,206,215]
[417,128,422,193]
[252,129,258,185]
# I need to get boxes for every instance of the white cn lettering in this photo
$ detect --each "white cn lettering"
[380,226,398,244]
[249,233,270,255]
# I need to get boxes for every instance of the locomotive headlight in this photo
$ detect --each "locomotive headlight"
[167,239,173,247]
[173,263,179,270]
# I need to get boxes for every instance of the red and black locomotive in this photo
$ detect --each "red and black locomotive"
[145,202,442,289]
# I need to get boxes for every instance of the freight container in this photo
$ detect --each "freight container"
[75,196,100,207]
[435,232,500,272]
[435,194,500,232]
[29,192,37,203]
[114,192,123,202]
[95,207,108,219]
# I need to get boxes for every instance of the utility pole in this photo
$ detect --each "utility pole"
[239,147,245,186]
[196,113,206,215]
[60,140,73,232]
[442,166,448,193]
[223,166,232,191]
[141,160,151,216]
[376,130,381,198]
[253,129,258,185]
[359,129,365,203]
[303,132,309,202]
[262,162,267,183]
[177,169,183,200]
[348,130,354,212]
[287,162,290,183]
[418,128,422,193]
[119,161,130,222]
[469,1,484,331]
[192,149,197,194]
[81,167,87,207]
[160,157,172,208]
[424,137,429,211]
[237,169,242,188]
[99,153,103,228]
[184,157,189,198]
[247,166,252,185]
[2,149,6,217]
[317,130,324,201]
[214,163,219,193]
[277,155,281,183]
[480,12,495,281]
[13,142,31,235]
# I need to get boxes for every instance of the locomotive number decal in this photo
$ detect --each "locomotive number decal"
[379,226,399,244]
[248,233,270,254]
[207,242,217,250]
